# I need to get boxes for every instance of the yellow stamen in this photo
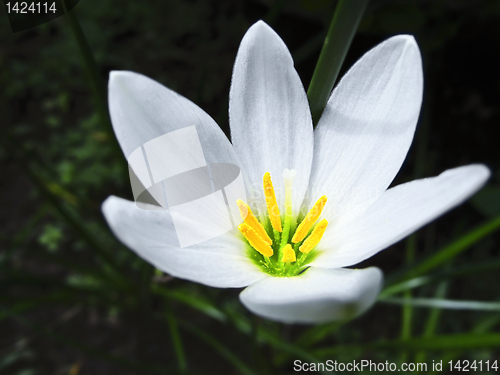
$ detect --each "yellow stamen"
[238,223,273,257]
[263,172,282,232]
[292,195,327,243]
[299,219,328,254]
[282,244,296,263]
[236,200,272,245]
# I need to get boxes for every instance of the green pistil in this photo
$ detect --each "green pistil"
[279,212,293,249]
[273,228,281,245]
[295,252,308,268]
[284,261,292,274]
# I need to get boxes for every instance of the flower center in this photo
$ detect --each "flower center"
[237,170,328,277]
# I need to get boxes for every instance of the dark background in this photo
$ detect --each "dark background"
[1,0,499,374]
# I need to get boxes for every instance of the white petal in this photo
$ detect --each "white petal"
[102,196,266,288]
[108,71,240,166]
[229,21,314,216]
[309,35,423,221]
[314,165,490,269]
[240,267,383,323]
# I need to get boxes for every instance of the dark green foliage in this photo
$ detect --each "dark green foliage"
[1,1,499,374]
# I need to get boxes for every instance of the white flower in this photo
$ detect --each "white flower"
[102,21,489,324]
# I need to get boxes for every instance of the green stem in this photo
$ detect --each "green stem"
[62,1,107,124]
[251,316,269,374]
[165,301,188,372]
[179,319,257,375]
[400,234,416,363]
[307,0,370,126]
[415,274,449,363]
[279,216,292,251]
[399,94,430,361]
[62,0,122,159]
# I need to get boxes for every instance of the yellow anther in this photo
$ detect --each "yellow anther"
[263,172,282,232]
[238,223,273,257]
[282,244,296,263]
[236,200,272,245]
[299,219,328,254]
[292,195,327,243]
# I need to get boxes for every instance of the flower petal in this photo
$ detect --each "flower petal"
[109,70,240,166]
[310,35,423,220]
[102,196,266,288]
[314,165,490,269]
[240,267,383,323]
[229,21,314,215]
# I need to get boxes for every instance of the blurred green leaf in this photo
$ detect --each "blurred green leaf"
[381,258,500,297]
[17,154,131,290]
[0,303,38,322]
[165,302,187,373]
[223,304,320,365]
[294,322,342,348]
[0,346,35,373]
[38,223,64,252]
[62,0,112,137]
[1,205,48,268]
[179,319,257,375]
[428,315,500,375]
[388,215,500,284]
[1,308,190,375]
[314,333,500,356]
[414,279,449,363]
[380,298,500,311]
[37,251,130,291]
[152,285,226,322]
[153,288,318,372]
